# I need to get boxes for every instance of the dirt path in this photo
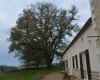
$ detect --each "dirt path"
[41,72,64,80]
[41,72,80,80]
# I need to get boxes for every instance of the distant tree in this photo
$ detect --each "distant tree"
[0,65,4,72]
[9,2,80,68]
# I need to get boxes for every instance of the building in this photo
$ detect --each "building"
[62,0,100,80]
[90,0,100,47]
[62,18,100,80]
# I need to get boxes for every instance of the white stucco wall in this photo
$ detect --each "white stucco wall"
[63,23,100,73]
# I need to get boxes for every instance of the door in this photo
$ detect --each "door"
[82,52,88,80]
[85,50,92,80]
[79,50,92,80]
[65,60,68,72]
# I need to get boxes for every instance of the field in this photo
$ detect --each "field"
[0,66,64,80]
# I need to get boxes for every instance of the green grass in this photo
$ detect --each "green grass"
[0,66,64,80]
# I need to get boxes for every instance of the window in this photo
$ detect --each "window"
[75,55,78,69]
[79,53,84,79]
[65,60,68,68]
[72,57,75,68]
[72,55,78,69]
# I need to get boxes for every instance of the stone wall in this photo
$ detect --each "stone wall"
[91,71,100,80]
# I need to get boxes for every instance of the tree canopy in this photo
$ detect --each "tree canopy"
[9,2,80,68]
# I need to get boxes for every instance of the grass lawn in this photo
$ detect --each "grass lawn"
[0,66,64,80]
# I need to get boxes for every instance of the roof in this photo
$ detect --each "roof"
[62,18,92,56]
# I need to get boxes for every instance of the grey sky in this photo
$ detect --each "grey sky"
[0,0,91,66]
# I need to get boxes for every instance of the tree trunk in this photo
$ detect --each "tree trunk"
[46,56,53,68]
[47,61,52,68]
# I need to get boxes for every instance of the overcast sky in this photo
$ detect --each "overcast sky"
[0,0,91,66]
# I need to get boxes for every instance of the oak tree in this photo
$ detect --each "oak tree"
[9,2,79,67]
